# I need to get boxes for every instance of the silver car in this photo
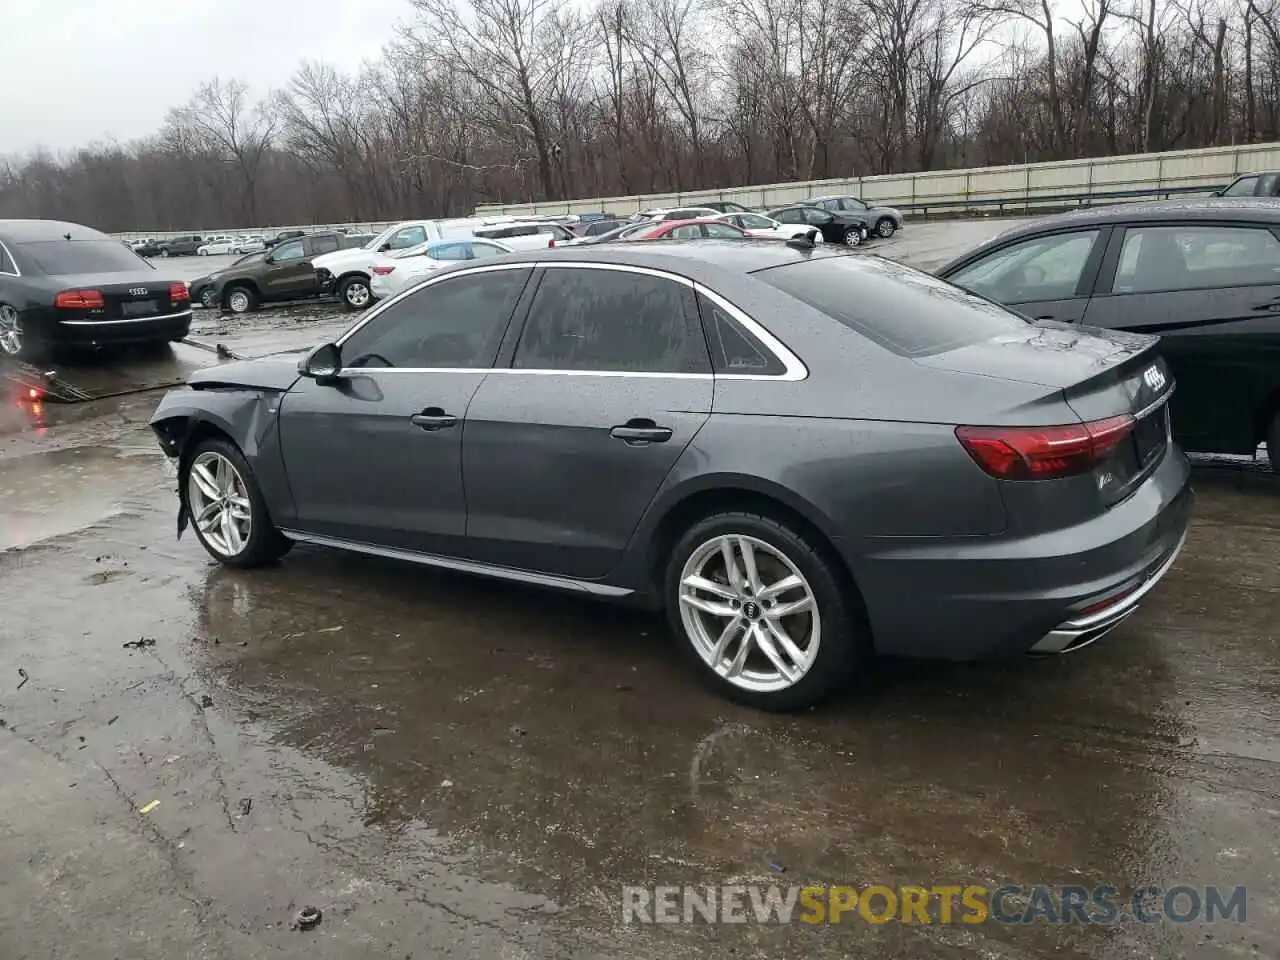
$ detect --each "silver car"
[149,241,1192,711]
[810,195,904,238]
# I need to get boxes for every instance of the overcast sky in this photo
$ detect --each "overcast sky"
[0,0,409,157]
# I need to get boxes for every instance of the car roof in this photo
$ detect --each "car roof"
[994,197,1280,237]
[0,219,111,243]
[489,237,851,279]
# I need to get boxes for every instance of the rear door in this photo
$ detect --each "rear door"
[461,264,713,579]
[1082,220,1280,455]
[944,228,1108,324]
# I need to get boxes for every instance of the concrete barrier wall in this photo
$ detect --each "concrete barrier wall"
[472,141,1280,217]
[112,141,1280,239]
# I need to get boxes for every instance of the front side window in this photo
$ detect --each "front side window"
[739,214,774,229]
[1221,176,1258,197]
[389,226,427,250]
[704,223,744,239]
[773,208,803,224]
[669,225,702,240]
[803,207,833,225]
[513,267,709,374]
[1112,225,1280,293]
[342,268,529,369]
[272,240,306,262]
[843,197,870,211]
[948,230,1100,303]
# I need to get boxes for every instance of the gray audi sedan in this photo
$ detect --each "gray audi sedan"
[149,240,1193,711]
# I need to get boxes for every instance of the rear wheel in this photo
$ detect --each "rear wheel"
[225,285,258,314]
[183,438,292,568]
[0,303,41,362]
[664,512,861,711]
[338,275,372,311]
[876,217,896,239]
[842,228,861,247]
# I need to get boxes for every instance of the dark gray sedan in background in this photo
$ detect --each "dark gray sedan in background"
[149,241,1193,710]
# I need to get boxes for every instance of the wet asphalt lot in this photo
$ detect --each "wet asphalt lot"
[1,221,1278,959]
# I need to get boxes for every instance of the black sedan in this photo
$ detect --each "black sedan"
[766,205,870,246]
[0,219,191,362]
[149,241,1191,711]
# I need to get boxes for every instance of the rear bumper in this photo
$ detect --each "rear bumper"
[47,310,193,346]
[851,444,1194,659]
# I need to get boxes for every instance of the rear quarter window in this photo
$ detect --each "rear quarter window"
[753,255,1029,357]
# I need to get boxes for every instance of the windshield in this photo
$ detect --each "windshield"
[20,239,153,275]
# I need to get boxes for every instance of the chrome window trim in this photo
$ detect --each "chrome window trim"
[334,259,808,382]
[60,309,192,326]
[0,239,20,276]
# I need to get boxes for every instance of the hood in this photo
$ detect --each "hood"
[913,320,1158,388]
[187,355,303,392]
[313,246,376,272]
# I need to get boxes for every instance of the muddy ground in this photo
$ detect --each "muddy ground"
[0,222,1277,959]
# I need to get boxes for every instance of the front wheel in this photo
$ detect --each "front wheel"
[183,438,292,568]
[338,275,372,311]
[876,217,896,239]
[665,512,861,711]
[198,249,209,256]
[225,286,258,314]
[842,228,861,247]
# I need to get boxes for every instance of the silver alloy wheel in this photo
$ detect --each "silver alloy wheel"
[843,230,860,247]
[200,289,217,308]
[345,280,371,308]
[0,305,22,356]
[678,534,821,693]
[877,218,896,238]
[187,451,253,558]
[227,289,251,313]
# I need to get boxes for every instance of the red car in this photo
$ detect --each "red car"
[630,219,751,241]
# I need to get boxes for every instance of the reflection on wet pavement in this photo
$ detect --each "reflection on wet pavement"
[1,417,1276,957]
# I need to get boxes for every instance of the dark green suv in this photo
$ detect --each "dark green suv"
[189,232,350,313]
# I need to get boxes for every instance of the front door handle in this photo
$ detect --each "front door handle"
[410,407,458,431]
[610,419,673,444]
[1034,314,1055,321]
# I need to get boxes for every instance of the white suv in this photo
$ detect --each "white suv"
[471,221,575,251]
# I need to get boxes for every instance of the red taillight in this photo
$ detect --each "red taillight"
[54,289,105,309]
[170,282,189,302]
[371,265,395,275]
[547,238,556,248]
[27,388,40,400]
[955,415,1135,480]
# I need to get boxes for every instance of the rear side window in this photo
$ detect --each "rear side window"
[755,255,1029,357]
[948,230,1100,303]
[18,240,149,275]
[697,294,785,376]
[514,267,709,374]
[1113,225,1280,293]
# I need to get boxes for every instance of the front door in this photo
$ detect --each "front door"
[261,239,318,300]
[945,228,1107,324]
[462,264,713,579]
[1083,222,1280,455]
[277,266,532,554]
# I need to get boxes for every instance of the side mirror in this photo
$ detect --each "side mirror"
[298,342,342,382]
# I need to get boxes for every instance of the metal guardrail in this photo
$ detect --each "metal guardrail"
[895,183,1224,217]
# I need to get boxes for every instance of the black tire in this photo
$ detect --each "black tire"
[160,248,171,258]
[876,217,896,239]
[181,436,292,568]
[0,303,43,363]
[224,285,259,314]
[337,275,373,312]
[1267,410,1280,473]
[663,511,861,711]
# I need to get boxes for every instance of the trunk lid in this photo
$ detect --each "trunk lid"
[52,271,188,322]
[917,320,1175,506]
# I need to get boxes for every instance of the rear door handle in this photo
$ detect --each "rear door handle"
[610,419,673,444]
[410,407,458,431]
